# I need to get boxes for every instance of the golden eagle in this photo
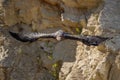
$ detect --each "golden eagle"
[9,30,111,46]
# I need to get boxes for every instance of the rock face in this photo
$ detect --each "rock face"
[0,0,120,80]
[62,0,120,80]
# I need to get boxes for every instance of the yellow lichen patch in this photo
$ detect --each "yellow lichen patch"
[47,55,53,60]
[52,63,58,68]
[49,62,59,78]
[75,27,82,34]
[50,61,62,79]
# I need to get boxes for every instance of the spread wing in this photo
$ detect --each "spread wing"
[63,33,110,46]
[9,31,55,42]
[9,30,112,46]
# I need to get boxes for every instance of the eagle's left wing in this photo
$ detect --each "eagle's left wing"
[9,31,55,42]
[63,33,110,46]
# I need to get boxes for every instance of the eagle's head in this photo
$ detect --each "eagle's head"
[54,30,64,41]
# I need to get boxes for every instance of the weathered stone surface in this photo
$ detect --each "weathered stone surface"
[99,0,120,34]
[63,0,120,80]
[4,0,41,26]
[0,0,120,80]
[53,40,76,62]
[62,0,103,9]
[3,0,103,31]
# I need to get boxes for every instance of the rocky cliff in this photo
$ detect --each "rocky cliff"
[0,0,120,80]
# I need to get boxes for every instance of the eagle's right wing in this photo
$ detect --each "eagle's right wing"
[63,33,110,46]
[9,31,56,42]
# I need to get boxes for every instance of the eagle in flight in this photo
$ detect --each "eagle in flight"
[9,30,111,46]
